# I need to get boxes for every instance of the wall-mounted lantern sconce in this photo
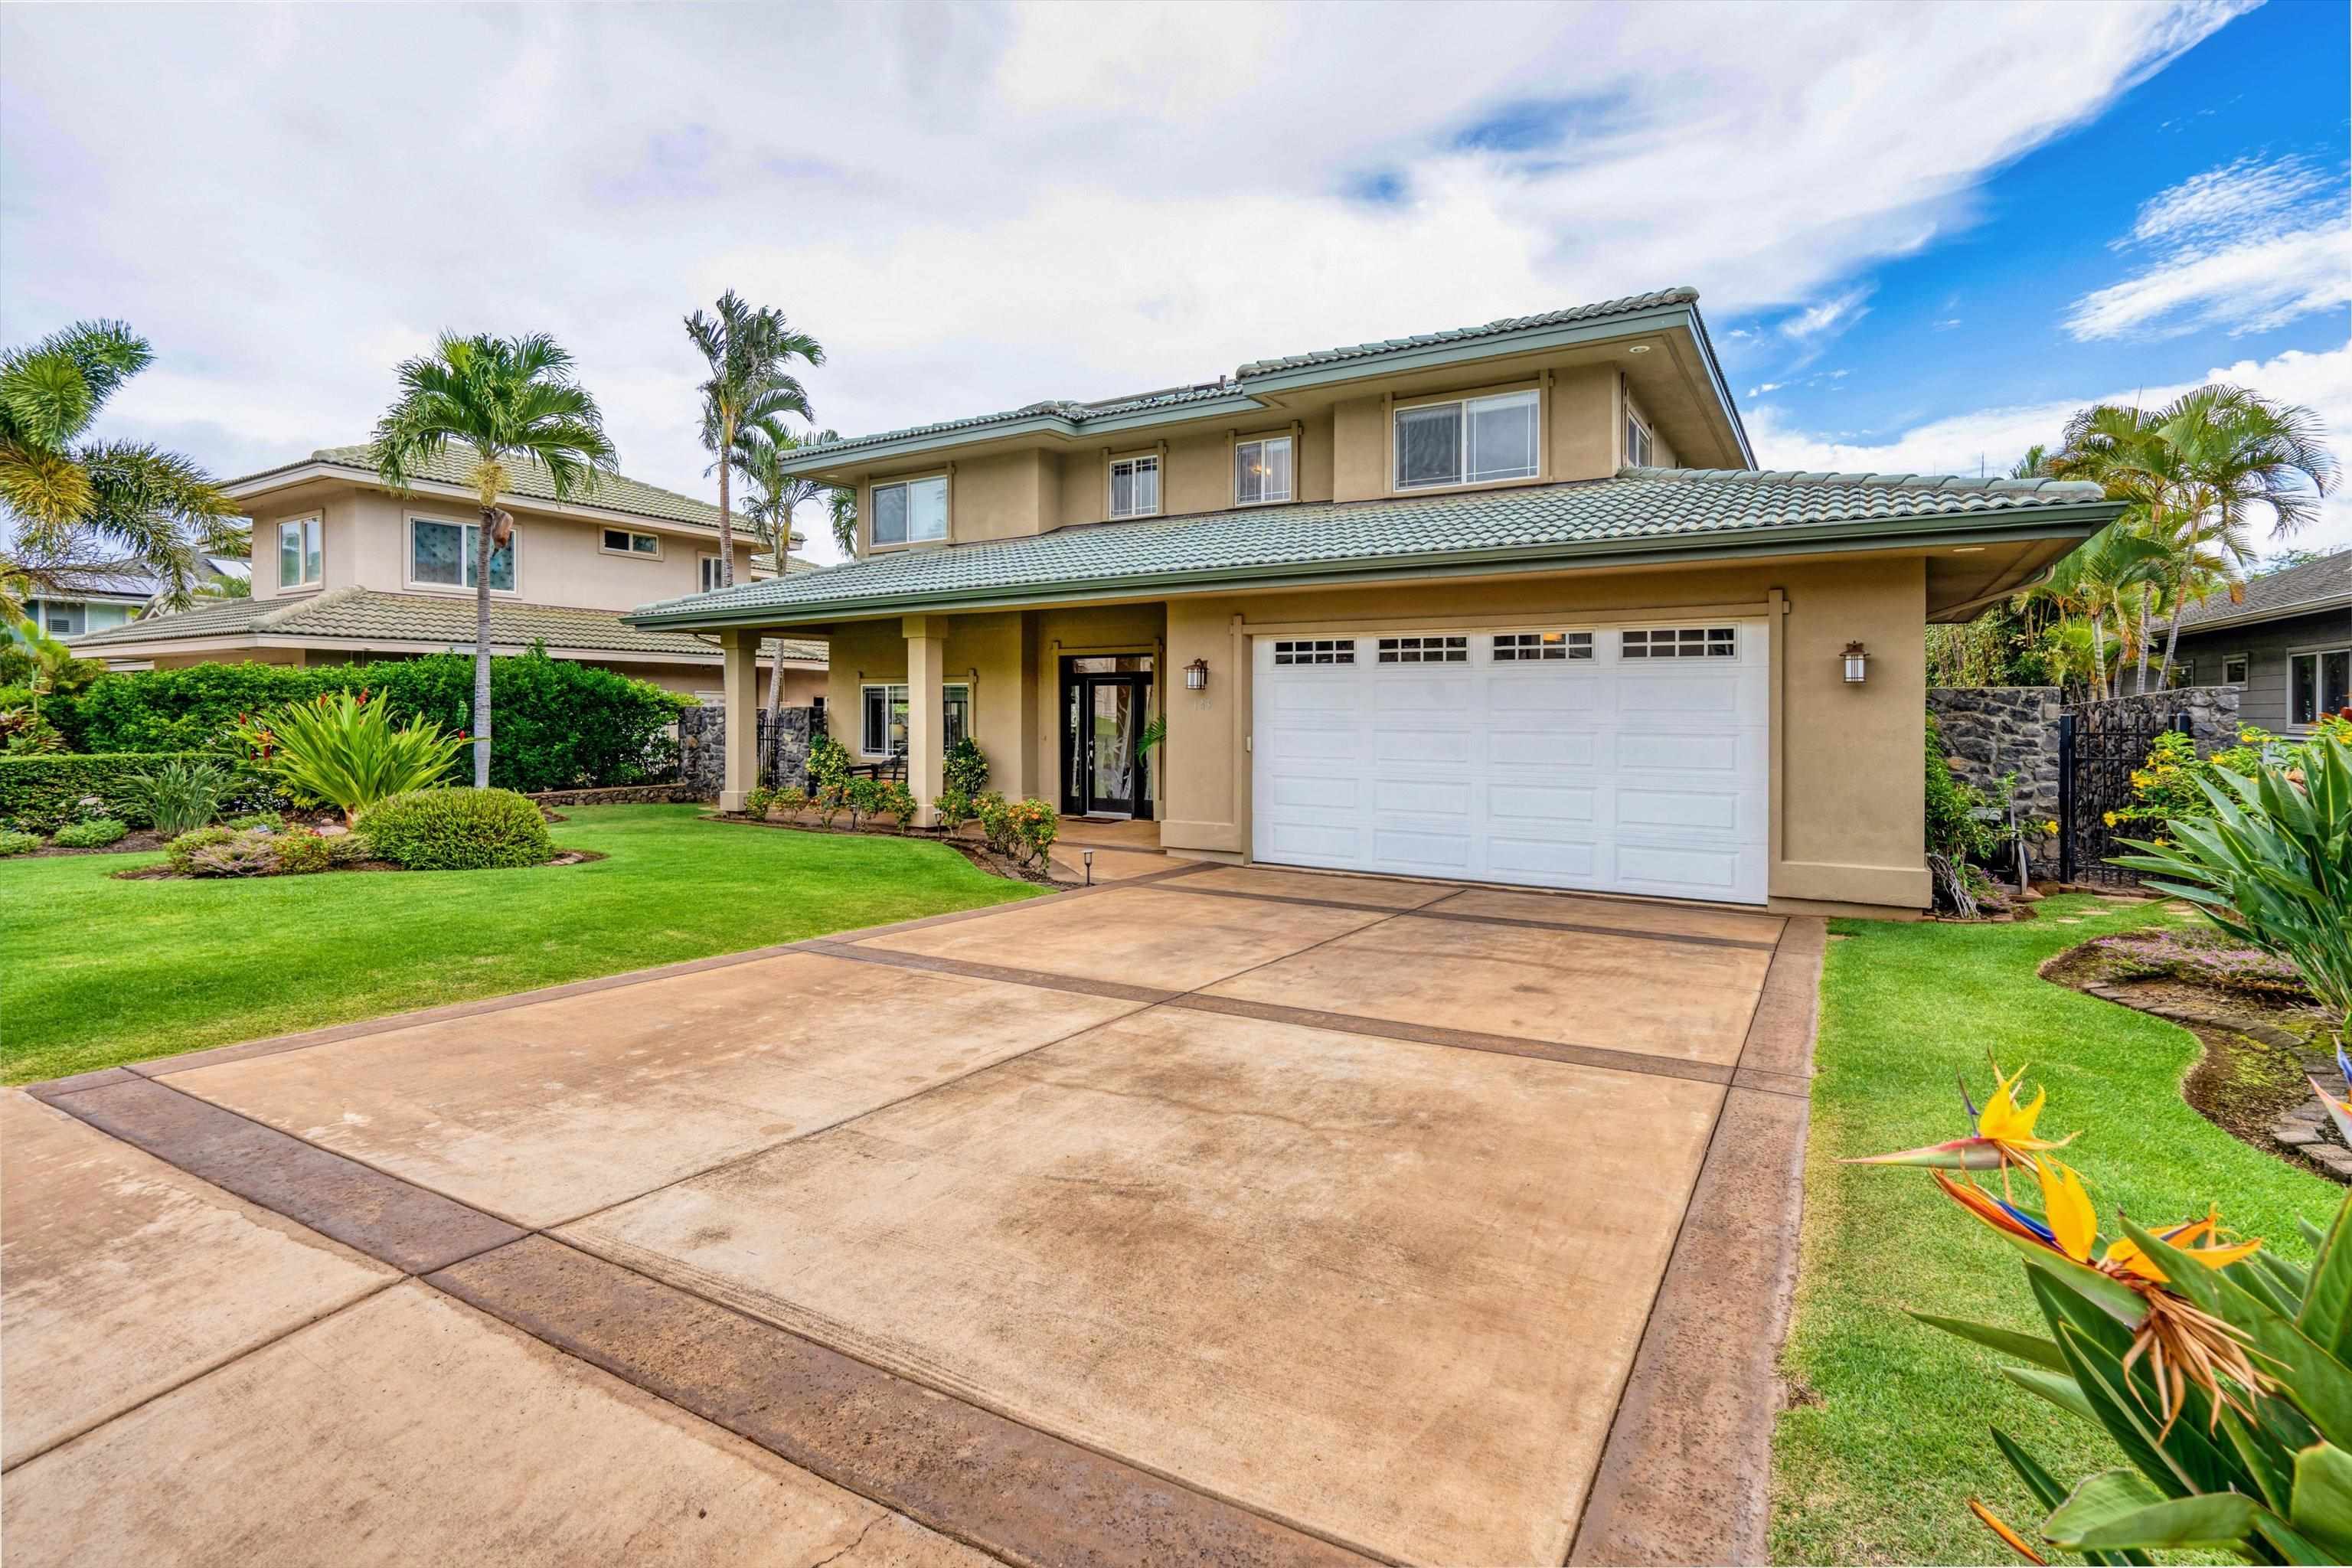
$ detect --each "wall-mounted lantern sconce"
[1185,657,1209,691]
[1842,641,1870,684]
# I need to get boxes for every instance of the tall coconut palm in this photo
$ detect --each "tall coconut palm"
[2017,525,2167,700]
[730,418,838,736]
[2050,404,2177,694]
[0,319,239,620]
[372,332,617,788]
[685,292,822,591]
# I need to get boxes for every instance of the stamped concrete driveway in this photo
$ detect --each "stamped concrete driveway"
[4,859,1820,1568]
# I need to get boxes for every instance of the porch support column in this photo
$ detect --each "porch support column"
[719,627,760,812]
[905,614,946,826]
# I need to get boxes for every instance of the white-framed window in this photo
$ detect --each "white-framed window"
[2289,648,2350,727]
[1622,626,1736,659]
[860,682,972,756]
[699,553,727,593]
[1233,436,1293,505]
[871,475,949,547]
[277,516,322,589]
[2222,654,2249,685]
[602,528,662,559]
[1272,638,1353,666]
[1376,635,1468,665]
[1493,631,1592,662]
[408,514,515,593]
[1109,454,1160,519]
[1626,413,1655,468]
[1393,389,1540,490]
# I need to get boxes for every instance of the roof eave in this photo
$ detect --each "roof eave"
[223,462,743,537]
[2168,591,2352,637]
[769,393,1272,478]
[626,501,2118,632]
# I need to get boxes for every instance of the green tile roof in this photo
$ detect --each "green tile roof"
[782,287,1705,465]
[231,443,748,534]
[630,466,2119,629]
[73,586,826,663]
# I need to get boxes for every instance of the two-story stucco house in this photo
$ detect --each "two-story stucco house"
[629,288,2122,916]
[70,443,826,704]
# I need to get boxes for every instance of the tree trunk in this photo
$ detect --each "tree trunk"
[472,508,493,789]
[2158,565,2189,690]
[2134,593,2151,696]
[2090,609,2109,700]
[717,417,735,590]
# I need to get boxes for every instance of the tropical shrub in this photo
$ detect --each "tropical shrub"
[2115,730,2352,1041]
[877,780,919,829]
[943,736,989,796]
[0,828,40,856]
[60,649,691,789]
[356,788,554,871]
[165,826,235,874]
[0,706,65,754]
[742,785,776,817]
[2112,718,2352,837]
[1925,714,1998,864]
[975,792,1056,866]
[934,786,976,834]
[805,732,852,792]
[772,786,808,817]
[51,818,126,848]
[812,782,846,827]
[0,751,275,831]
[1856,1063,2352,1563]
[232,691,465,825]
[224,811,286,832]
[273,831,333,875]
[184,829,280,877]
[972,789,1011,854]
[126,757,236,835]
[327,831,376,867]
[844,776,887,827]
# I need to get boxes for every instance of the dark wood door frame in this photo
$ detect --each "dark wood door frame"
[1060,662,1155,819]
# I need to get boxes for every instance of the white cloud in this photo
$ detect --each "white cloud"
[0,0,2254,564]
[2066,154,2352,340]
[1748,340,2352,550]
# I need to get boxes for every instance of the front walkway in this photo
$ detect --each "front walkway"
[4,864,1821,1566]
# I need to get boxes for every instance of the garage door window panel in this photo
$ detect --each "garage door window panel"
[1376,635,1468,665]
[1272,639,1354,667]
[1622,626,1736,659]
[1493,632,1591,662]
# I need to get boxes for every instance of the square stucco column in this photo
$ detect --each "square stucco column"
[905,615,947,825]
[718,629,761,812]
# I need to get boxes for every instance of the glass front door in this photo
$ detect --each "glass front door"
[1060,656,1154,818]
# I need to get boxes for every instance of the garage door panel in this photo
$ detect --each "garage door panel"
[1255,621,1767,904]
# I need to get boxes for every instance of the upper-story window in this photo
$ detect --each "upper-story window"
[278,516,322,590]
[410,514,516,593]
[602,528,662,558]
[1109,454,1160,519]
[872,475,948,547]
[699,553,727,593]
[1394,389,1540,490]
[1233,436,1292,505]
[1626,413,1655,468]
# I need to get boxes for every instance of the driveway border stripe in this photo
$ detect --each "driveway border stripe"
[431,1235,1380,1568]
[1566,915,1824,1567]
[798,940,1182,1005]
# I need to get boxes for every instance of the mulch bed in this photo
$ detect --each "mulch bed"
[707,810,1063,888]
[110,848,606,882]
[2042,924,2344,1182]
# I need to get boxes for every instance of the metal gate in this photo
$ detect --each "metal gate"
[2057,705,2194,884]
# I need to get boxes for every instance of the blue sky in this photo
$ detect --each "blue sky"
[2,0,2347,559]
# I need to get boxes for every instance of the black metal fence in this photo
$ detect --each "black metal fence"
[2057,704,2194,884]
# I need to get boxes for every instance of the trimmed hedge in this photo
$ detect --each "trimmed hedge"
[356,788,554,871]
[0,753,282,831]
[64,647,694,792]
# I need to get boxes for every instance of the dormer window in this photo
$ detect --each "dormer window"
[1233,436,1292,505]
[1394,390,1539,490]
[1109,454,1160,519]
[871,475,948,548]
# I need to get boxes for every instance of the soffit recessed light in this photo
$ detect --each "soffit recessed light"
[1626,345,1652,354]
[1952,546,1986,554]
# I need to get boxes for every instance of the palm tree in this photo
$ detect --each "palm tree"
[372,332,617,788]
[0,320,239,620]
[2016,525,2167,700]
[685,292,822,590]
[827,485,858,556]
[2050,404,2177,694]
[731,418,838,737]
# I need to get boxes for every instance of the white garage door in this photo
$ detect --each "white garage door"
[1252,620,1769,903]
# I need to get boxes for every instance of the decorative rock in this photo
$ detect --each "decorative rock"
[2309,1145,2352,1178]
[2278,1121,2322,1146]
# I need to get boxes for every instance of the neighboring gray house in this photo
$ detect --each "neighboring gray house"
[2167,550,2351,733]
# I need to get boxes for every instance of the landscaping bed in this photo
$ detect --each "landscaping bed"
[713,808,1062,887]
[109,847,606,880]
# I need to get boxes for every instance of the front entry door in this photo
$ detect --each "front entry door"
[1061,658,1153,818]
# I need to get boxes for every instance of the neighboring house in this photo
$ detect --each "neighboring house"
[11,558,246,644]
[628,287,2122,916]
[2165,551,2351,733]
[68,443,827,704]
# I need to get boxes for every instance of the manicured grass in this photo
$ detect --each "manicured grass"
[0,805,1042,1086]
[1769,894,2341,1565]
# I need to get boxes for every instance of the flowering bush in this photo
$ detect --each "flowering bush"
[943,736,989,796]
[805,733,852,792]
[877,781,920,829]
[934,786,977,834]
[2112,717,2352,838]
[772,786,808,817]
[812,782,847,828]
[978,792,1057,867]
[742,786,776,816]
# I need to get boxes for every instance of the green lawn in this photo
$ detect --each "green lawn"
[0,805,1042,1086]
[1771,894,2341,1564]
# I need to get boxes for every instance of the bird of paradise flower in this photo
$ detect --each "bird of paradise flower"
[1845,1060,2076,1196]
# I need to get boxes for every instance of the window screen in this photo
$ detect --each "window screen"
[1376,635,1468,665]
[1621,627,1735,659]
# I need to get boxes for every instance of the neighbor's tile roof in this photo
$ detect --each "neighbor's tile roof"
[72,586,826,662]
[632,465,2115,626]
[230,443,747,534]
[786,287,1704,462]
[2168,550,2352,632]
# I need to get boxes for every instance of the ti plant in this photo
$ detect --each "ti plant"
[1854,1063,2352,1563]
